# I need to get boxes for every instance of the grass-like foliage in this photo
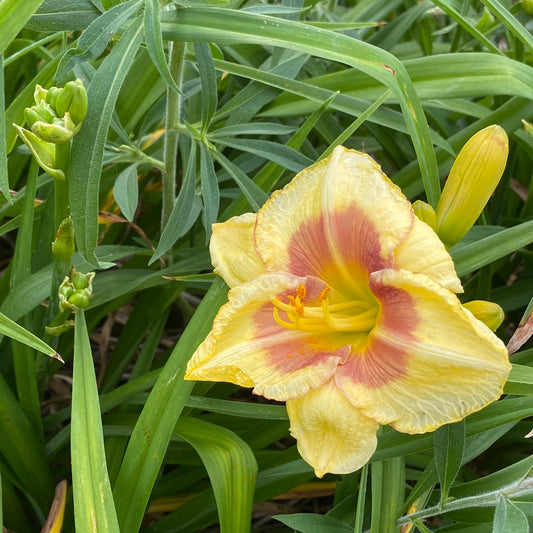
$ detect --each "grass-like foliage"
[1,0,533,532]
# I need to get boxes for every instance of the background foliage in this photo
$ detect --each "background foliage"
[1,0,533,532]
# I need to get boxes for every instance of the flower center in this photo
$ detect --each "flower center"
[272,284,378,334]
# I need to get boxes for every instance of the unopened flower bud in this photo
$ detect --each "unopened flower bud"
[46,87,61,109]
[34,84,48,104]
[412,200,437,231]
[463,300,505,331]
[522,0,533,16]
[31,117,75,144]
[67,291,91,309]
[55,79,88,125]
[72,270,90,290]
[436,125,508,247]
[52,217,75,265]
[24,103,54,128]
[58,269,94,312]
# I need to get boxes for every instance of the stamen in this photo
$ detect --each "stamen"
[271,285,378,335]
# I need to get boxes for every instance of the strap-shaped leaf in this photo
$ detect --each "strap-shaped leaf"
[112,278,227,532]
[0,312,59,360]
[70,18,143,268]
[175,418,257,533]
[452,220,533,276]
[71,311,119,533]
[0,56,9,202]
[160,6,441,206]
[0,0,45,54]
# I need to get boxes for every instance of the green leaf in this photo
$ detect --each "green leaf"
[0,0,46,55]
[194,42,218,132]
[434,420,465,504]
[493,496,529,533]
[26,0,100,32]
[175,418,257,533]
[113,164,138,222]
[214,137,312,173]
[199,142,219,241]
[0,56,9,203]
[479,0,533,54]
[71,311,120,533]
[56,0,142,78]
[273,513,353,532]
[185,396,288,420]
[161,7,440,205]
[0,312,60,360]
[70,18,143,268]
[143,0,181,93]
[370,456,404,533]
[211,150,267,211]
[150,141,201,263]
[429,0,503,55]
[0,373,54,513]
[209,122,296,137]
[452,220,533,276]
[112,278,228,533]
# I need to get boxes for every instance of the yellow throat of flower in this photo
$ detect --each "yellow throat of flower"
[272,284,379,334]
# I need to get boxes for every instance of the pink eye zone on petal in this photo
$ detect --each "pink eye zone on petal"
[337,281,419,389]
[287,203,394,290]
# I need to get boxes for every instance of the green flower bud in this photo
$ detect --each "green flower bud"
[34,84,48,104]
[46,87,61,109]
[24,102,55,128]
[463,300,504,331]
[13,124,65,180]
[55,79,88,125]
[58,269,94,311]
[31,117,75,144]
[72,270,90,290]
[436,125,508,248]
[412,200,437,231]
[67,291,91,309]
[52,217,75,265]
[522,0,533,16]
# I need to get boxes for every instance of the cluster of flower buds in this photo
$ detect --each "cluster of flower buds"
[59,267,94,312]
[14,79,87,179]
[413,124,509,248]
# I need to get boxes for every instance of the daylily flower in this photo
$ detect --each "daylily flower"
[185,146,511,477]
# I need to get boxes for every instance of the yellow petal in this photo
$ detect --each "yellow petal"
[210,212,265,287]
[335,269,510,434]
[185,273,348,401]
[254,146,414,294]
[394,214,463,293]
[286,379,379,478]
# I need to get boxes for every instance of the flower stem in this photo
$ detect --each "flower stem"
[162,41,186,232]
[54,141,71,229]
